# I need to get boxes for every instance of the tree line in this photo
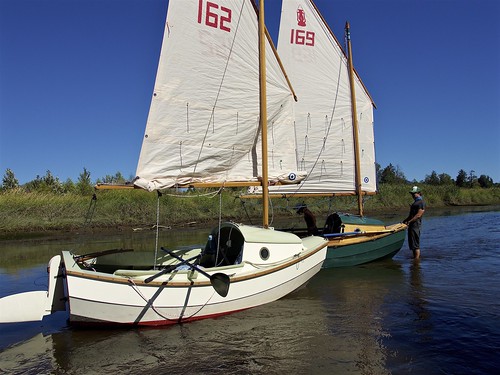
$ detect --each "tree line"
[1,164,497,195]
[377,163,496,189]
[0,168,127,195]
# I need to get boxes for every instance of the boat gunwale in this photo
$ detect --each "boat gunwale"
[326,225,406,247]
[63,239,328,287]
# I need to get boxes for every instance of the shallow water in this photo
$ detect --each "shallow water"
[1,207,499,374]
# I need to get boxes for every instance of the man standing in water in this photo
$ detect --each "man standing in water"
[403,186,426,259]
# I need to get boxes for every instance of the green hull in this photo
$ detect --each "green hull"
[323,229,406,268]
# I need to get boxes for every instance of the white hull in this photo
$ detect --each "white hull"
[63,225,327,326]
[65,251,324,326]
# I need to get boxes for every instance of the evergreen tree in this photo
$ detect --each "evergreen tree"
[456,169,468,187]
[468,170,478,188]
[62,178,76,193]
[478,174,493,188]
[379,164,406,184]
[2,168,19,191]
[24,170,63,193]
[424,170,440,185]
[375,162,382,184]
[438,173,454,185]
[76,167,94,195]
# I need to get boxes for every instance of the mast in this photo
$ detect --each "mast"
[259,0,269,228]
[345,21,364,217]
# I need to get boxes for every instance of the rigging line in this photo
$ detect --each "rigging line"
[182,288,218,319]
[193,1,245,174]
[215,185,225,266]
[84,193,97,225]
[293,119,299,170]
[269,193,274,226]
[217,225,234,267]
[289,54,344,196]
[127,278,216,323]
[244,253,300,268]
[327,196,335,216]
[160,187,223,198]
[126,279,178,321]
[239,197,254,225]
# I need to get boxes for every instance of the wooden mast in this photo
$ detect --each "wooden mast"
[259,0,269,228]
[345,21,364,217]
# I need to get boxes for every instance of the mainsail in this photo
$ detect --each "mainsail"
[134,0,299,191]
[269,0,377,196]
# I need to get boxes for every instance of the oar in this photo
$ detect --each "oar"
[144,254,201,283]
[161,247,230,298]
[74,248,134,262]
[323,231,363,238]
[324,229,398,238]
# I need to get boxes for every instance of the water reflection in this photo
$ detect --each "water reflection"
[0,293,330,374]
[305,261,406,374]
[0,333,56,374]
[409,260,433,343]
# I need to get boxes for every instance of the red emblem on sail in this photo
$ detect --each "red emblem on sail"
[297,6,306,27]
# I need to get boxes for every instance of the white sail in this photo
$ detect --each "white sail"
[268,0,377,195]
[135,0,298,191]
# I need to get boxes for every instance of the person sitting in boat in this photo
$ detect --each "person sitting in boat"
[323,212,343,235]
[200,234,218,267]
[295,204,319,236]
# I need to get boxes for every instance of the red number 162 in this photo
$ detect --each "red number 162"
[198,0,232,32]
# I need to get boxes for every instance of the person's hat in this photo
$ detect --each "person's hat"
[294,203,306,212]
[409,186,421,194]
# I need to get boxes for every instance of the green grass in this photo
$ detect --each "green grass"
[1,185,499,237]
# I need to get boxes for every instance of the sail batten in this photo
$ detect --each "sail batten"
[135,0,299,192]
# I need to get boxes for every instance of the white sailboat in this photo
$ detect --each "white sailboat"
[0,0,327,326]
[265,0,406,267]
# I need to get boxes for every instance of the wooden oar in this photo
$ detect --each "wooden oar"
[324,229,399,238]
[161,247,230,297]
[144,254,201,283]
[74,248,134,262]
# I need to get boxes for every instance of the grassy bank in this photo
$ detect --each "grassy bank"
[1,184,499,237]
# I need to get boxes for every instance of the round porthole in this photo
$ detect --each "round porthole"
[259,247,270,260]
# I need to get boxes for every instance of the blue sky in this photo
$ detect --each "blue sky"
[1,0,499,185]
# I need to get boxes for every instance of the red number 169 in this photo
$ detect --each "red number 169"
[290,29,315,46]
